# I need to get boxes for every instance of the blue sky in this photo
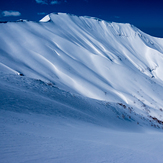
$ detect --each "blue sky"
[0,0,163,37]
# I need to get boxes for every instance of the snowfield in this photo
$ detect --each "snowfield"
[1,13,163,162]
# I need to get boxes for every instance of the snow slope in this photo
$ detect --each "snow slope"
[1,73,163,163]
[1,13,163,162]
[1,13,163,120]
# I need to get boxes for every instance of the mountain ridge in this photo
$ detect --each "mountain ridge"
[1,13,163,163]
[1,13,163,122]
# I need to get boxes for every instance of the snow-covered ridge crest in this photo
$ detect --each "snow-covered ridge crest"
[39,14,51,22]
[1,13,163,122]
[40,12,131,28]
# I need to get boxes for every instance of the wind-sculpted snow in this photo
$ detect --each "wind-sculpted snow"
[1,13,163,121]
[1,13,163,163]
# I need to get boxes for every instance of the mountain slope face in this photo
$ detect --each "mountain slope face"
[1,13,163,122]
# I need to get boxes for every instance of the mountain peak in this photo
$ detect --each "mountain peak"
[39,14,51,22]
[1,13,163,122]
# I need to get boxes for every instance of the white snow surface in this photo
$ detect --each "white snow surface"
[1,13,163,162]
[40,14,51,22]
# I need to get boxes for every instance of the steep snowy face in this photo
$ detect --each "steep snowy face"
[40,14,50,22]
[1,13,163,120]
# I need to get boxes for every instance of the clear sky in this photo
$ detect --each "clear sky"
[0,0,163,37]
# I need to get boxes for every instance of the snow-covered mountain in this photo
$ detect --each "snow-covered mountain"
[1,13,163,163]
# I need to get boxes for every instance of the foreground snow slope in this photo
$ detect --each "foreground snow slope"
[1,13,163,121]
[1,13,163,162]
[0,73,163,163]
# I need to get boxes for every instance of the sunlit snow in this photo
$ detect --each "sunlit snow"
[1,13,163,163]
